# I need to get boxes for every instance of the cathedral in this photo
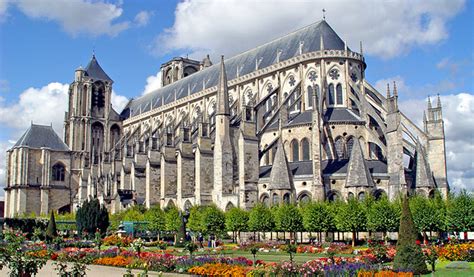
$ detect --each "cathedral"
[3,20,449,217]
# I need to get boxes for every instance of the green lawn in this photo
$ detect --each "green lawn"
[421,261,474,277]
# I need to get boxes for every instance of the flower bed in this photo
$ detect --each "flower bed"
[437,242,474,261]
[189,263,249,276]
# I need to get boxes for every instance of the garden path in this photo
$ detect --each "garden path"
[0,261,188,277]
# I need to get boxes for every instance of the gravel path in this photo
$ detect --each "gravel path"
[0,261,187,277]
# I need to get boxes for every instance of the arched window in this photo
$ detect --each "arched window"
[283,193,291,204]
[348,192,354,200]
[327,191,339,202]
[291,139,299,161]
[299,193,311,204]
[346,137,354,158]
[261,194,270,207]
[336,84,343,105]
[272,193,280,205]
[335,137,345,159]
[301,138,310,160]
[91,122,104,164]
[328,84,335,105]
[358,191,366,201]
[110,124,120,149]
[52,163,65,181]
[307,85,313,109]
[272,145,277,163]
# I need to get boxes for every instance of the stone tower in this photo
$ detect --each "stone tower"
[424,95,448,197]
[64,55,122,203]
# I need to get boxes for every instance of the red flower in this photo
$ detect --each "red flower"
[416,240,421,245]
[51,253,58,260]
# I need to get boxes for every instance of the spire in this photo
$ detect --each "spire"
[359,41,363,56]
[320,34,325,51]
[269,138,293,190]
[436,93,441,108]
[84,54,113,82]
[427,95,432,109]
[423,111,427,123]
[216,55,230,116]
[344,40,348,52]
[345,138,374,187]
[386,83,391,99]
[393,81,398,97]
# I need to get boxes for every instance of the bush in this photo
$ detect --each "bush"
[393,196,427,274]
[76,199,109,237]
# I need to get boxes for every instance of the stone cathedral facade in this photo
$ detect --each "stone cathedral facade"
[4,20,449,217]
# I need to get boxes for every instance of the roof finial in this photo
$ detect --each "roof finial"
[322,8,326,21]
[386,83,391,99]
[359,41,363,56]
[436,93,441,108]
[427,95,432,109]
[393,81,398,97]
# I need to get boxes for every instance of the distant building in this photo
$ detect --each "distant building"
[4,20,448,217]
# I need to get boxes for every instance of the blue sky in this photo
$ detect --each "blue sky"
[0,0,473,193]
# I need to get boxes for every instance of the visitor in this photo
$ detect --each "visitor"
[210,234,216,248]
[198,233,204,248]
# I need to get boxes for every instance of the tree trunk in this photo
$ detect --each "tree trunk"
[352,231,356,247]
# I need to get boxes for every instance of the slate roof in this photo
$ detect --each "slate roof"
[122,20,347,118]
[13,124,69,151]
[324,108,364,123]
[84,55,113,83]
[259,159,387,178]
[268,139,293,190]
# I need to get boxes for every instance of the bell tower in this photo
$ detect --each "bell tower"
[64,55,114,166]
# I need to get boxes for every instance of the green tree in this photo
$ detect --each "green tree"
[46,210,58,242]
[248,203,274,241]
[123,205,146,221]
[366,196,399,237]
[274,204,303,243]
[164,206,181,233]
[76,199,109,237]
[187,205,206,234]
[202,205,226,236]
[446,190,474,234]
[144,204,166,239]
[393,195,427,274]
[335,198,366,247]
[225,207,249,243]
[302,201,335,242]
[410,195,436,242]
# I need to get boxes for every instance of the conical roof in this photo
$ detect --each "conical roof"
[269,138,293,190]
[85,55,113,82]
[345,138,374,187]
[13,124,69,151]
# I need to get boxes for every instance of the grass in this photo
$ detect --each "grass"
[421,261,474,277]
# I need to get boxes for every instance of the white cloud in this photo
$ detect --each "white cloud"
[134,10,151,27]
[142,71,162,95]
[0,82,69,134]
[13,0,130,37]
[111,90,129,112]
[374,76,408,96]
[399,93,474,192]
[152,0,465,59]
[0,0,10,21]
